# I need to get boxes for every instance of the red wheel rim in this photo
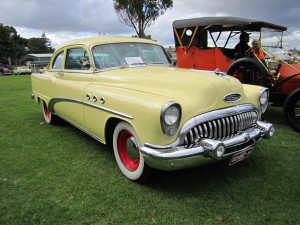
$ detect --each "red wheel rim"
[43,102,51,120]
[117,130,140,171]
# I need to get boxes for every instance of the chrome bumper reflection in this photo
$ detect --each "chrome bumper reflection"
[140,120,274,171]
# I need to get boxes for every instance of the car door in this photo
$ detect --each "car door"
[49,46,93,129]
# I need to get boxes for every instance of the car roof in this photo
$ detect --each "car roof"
[173,16,287,32]
[60,36,160,49]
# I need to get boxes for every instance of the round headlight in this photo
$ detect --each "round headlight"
[260,91,268,105]
[161,102,181,137]
[259,88,269,113]
[164,105,180,125]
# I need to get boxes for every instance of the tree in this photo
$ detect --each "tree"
[0,24,27,65]
[0,24,54,65]
[113,0,173,38]
[27,32,54,54]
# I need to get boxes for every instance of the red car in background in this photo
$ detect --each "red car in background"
[0,67,12,75]
[173,16,300,131]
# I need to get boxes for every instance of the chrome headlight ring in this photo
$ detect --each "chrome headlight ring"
[258,88,269,114]
[161,101,181,137]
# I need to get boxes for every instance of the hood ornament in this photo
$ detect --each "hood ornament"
[214,68,230,81]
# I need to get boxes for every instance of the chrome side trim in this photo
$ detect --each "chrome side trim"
[83,101,133,119]
[48,97,133,119]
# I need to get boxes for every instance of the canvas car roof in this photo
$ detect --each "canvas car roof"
[173,16,287,32]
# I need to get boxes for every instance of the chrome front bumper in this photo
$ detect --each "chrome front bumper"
[140,120,274,171]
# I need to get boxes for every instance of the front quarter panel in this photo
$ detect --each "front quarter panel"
[83,83,179,146]
[241,84,264,111]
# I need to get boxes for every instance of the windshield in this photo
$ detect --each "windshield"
[92,42,171,70]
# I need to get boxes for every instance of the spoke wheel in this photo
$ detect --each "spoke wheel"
[113,122,150,182]
[284,88,300,132]
[227,57,269,87]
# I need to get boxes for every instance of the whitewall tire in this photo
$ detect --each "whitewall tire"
[113,122,149,182]
[41,100,58,125]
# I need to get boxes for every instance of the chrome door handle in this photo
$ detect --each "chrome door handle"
[57,72,64,76]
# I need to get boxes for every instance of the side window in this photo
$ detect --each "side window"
[52,51,64,69]
[65,48,90,70]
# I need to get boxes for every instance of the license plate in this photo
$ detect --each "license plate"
[228,148,253,166]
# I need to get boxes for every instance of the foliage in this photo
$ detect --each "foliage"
[27,32,54,54]
[0,24,54,66]
[0,24,26,65]
[1,75,299,225]
[113,0,173,38]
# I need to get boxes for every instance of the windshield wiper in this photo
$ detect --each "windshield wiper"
[130,62,147,65]
[149,62,164,64]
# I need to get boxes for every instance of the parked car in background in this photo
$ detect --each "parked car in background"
[12,66,32,75]
[0,67,12,75]
[39,66,49,73]
[173,16,300,131]
[31,36,274,182]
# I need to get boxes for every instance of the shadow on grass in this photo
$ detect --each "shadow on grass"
[263,105,286,127]
[143,154,267,193]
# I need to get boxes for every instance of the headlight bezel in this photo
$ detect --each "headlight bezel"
[161,101,182,137]
[258,88,269,114]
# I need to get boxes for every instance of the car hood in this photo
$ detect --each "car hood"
[94,66,247,116]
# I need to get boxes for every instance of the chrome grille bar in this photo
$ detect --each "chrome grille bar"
[183,110,258,148]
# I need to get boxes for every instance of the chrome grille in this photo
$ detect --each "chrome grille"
[184,111,257,148]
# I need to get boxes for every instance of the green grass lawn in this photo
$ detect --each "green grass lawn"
[0,75,299,225]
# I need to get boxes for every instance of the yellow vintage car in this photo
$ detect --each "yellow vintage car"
[13,66,32,75]
[31,37,274,182]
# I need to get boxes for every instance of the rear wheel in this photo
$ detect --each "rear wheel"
[41,100,59,125]
[113,122,150,182]
[283,88,300,132]
[227,57,269,87]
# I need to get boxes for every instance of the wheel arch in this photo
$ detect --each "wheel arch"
[104,117,124,146]
[104,117,147,148]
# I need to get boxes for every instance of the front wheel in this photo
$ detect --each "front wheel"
[113,122,150,182]
[283,88,300,132]
[227,57,269,87]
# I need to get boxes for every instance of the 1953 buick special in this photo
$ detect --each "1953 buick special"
[31,36,274,182]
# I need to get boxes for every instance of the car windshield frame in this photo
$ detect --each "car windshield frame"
[91,42,172,70]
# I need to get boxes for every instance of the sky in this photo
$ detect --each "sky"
[1,0,300,50]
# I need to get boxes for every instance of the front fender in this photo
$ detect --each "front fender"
[242,84,265,111]
[84,84,181,146]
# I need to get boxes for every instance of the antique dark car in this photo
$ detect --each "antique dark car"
[173,16,300,131]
